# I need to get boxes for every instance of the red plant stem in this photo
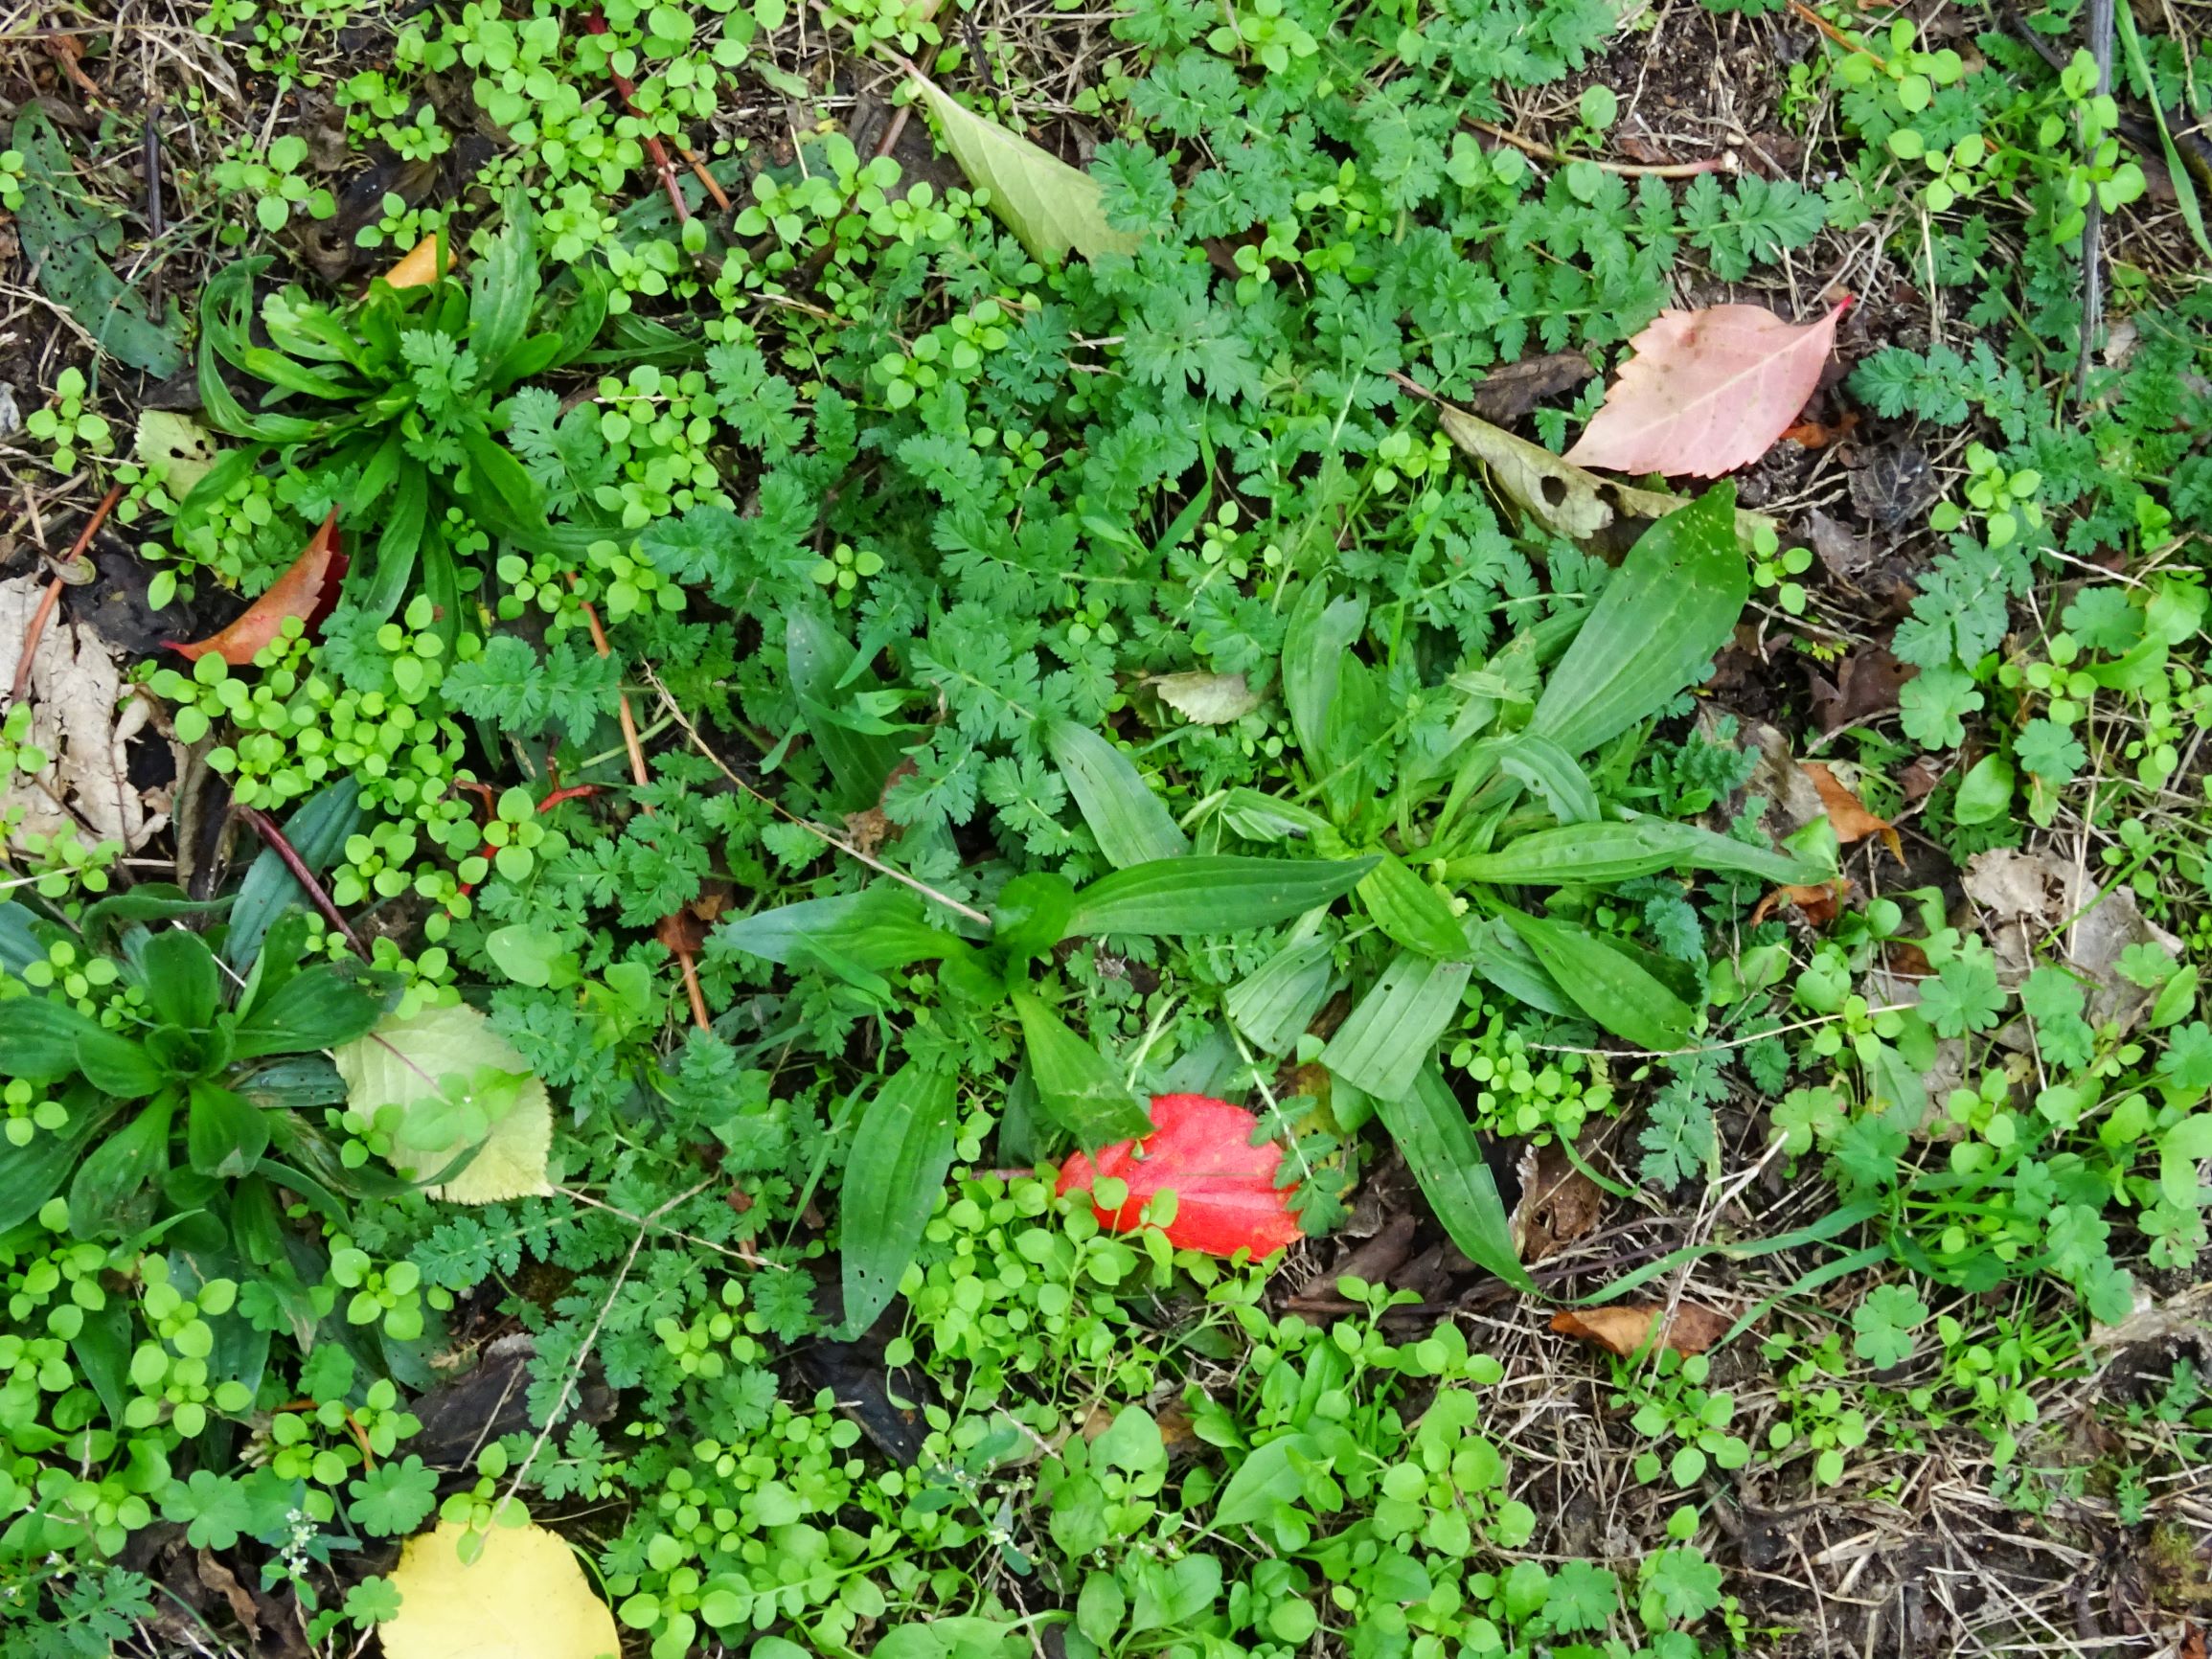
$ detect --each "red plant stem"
[564,577,710,1033]
[237,804,370,960]
[457,784,601,896]
[11,481,123,705]
[581,10,731,216]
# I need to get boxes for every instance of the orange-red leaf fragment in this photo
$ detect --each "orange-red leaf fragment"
[1563,299,1851,478]
[1056,1093,1305,1259]
[1550,1303,1729,1357]
[168,511,345,666]
[1751,879,1848,927]
[1801,760,1903,865]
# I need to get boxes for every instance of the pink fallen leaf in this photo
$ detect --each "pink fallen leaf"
[168,511,346,665]
[1563,298,1851,479]
[1056,1093,1306,1259]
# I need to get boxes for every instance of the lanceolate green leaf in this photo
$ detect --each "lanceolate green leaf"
[1448,818,1833,888]
[1063,856,1375,940]
[1046,720,1191,869]
[839,1062,959,1338]
[1282,580,1367,769]
[910,73,1141,263]
[186,1081,268,1180]
[233,967,387,1060]
[1011,991,1153,1149]
[788,606,907,811]
[470,189,541,385]
[1356,852,1467,959]
[0,995,104,1080]
[142,931,221,1033]
[1490,734,1600,825]
[1224,938,1336,1056]
[1374,1064,1535,1293]
[1320,951,1472,1104]
[1497,907,1693,1052]
[1531,485,1748,757]
[70,1095,175,1236]
[721,888,965,971]
[1465,918,1577,1019]
[0,1097,114,1235]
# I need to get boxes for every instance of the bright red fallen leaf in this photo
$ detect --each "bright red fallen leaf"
[1563,298,1851,479]
[169,511,346,665]
[1056,1093,1305,1258]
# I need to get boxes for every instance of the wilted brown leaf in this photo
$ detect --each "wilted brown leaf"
[1465,350,1594,423]
[1510,1136,1606,1264]
[1550,1302,1730,1357]
[1802,761,1903,864]
[1807,646,1913,735]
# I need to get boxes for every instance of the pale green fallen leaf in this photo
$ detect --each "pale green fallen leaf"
[1151,671,1259,724]
[333,1003,554,1203]
[380,1520,617,1659]
[909,72,1140,263]
[134,410,221,497]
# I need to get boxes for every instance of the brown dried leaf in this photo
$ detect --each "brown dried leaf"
[1807,646,1913,735]
[1550,1302,1730,1357]
[1802,761,1903,864]
[1752,879,1847,927]
[1465,350,1594,423]
[1510,1136,1606,1264]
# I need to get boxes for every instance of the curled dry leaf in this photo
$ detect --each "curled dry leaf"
[0,575,170,852]
[1438,405,1779,551]
[1807,646,1913,736]
[1464,350,1595,423]
[1563,299,1850,479]
[1781,411,1859,449]
[1550,1302,1730,1357]
[1801,760,1903,864]
[168,511,345,666]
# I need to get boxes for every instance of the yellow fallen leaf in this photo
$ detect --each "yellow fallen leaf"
[384,233,450,290]
[381,1520,618,1659]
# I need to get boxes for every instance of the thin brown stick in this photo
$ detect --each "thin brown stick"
[1789,0,1887,66]
[565,577,711,1031]
[236,804,370,960]
[11,481,123,705]
[641,661,994,927]
[1464,119,1732,177]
